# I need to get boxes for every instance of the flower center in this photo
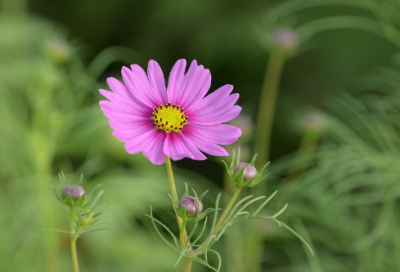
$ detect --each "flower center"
[152,102,188,133]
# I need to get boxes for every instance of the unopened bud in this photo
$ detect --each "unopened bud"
[179,196,203,216]
[302,112,326,133]
[234,163,258,181]
[62,185,85,200]
[272,27,299,51]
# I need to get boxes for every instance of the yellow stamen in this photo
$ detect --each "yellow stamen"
[152,102,188,133]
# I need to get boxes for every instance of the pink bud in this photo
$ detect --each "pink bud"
[179,196,203,216]
[234,163,258,181]
[62,185,85,200]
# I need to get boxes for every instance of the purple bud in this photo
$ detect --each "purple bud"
[272,27,299,51]
[62,185,85,200]
[234,163,258,181]
[179,196,203,216]
[302,112,326,133]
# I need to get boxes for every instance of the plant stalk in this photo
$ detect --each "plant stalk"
[194,187,242,254]
[165,156,192,272]
[69,206,80,272]
[254,50,286,171]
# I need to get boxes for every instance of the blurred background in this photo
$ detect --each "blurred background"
[2,0,400,271]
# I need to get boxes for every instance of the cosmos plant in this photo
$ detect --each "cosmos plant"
[97,59,313,271]
[41,59,311,272]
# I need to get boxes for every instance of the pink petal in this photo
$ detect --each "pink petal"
[106,77,149,112]
[186,84,233,112]
[167,59,187,104]
[142,130,167,165]
[111,123,155,142]
[184,124,242,145]
[122,66,159,109]
[99,101,152,123]
[182,130,229,157]
[179,63,211,109]
[125,129,159,154]
[147,60,168,104]
[99,90,151,117]
[188,105,242,125]
[163,133,206,161]
[164,133,189,161]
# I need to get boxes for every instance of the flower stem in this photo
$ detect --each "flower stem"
[69,206,80,272]
[254,50,286,171]
[179,220,187,249]
[165,156,179,204]
[183,258,193,272]
[195,187,242,254]
[165,156,192,272]
[250,49,286,272]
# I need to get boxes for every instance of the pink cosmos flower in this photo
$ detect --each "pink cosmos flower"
[99,59,242,165]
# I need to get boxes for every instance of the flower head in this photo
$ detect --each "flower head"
[99,60,242,164]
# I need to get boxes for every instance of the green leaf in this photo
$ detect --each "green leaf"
[280,222,314,256]
[252,191,278,216]
[78,173,84,187]
[236,146,241,165]
[63,194,75,207]
[250,153,258,166]
[50,185,62,202]
[211,193,222,231]
[145,207,180,250]
[225,195,253,224]
[192,217,208,246]
[184,183,189,197]
[208,249,222,272]
[272,203,288,218]
[235,196,266,218]
[41,228,71,235]
[198,190,209,201]
[88,189,104,209]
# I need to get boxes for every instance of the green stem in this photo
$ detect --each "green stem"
[69,206,80,272]
[165,156,192,272]
[250,49,286,272]
[179,220,187,249]
[224,172,244,272]
[194,187,242,254]
[254,50,286,170]
[183,258,193,272]
[165,156,178,204]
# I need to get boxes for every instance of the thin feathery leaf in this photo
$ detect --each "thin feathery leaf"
[250,153,258,166]
[236,196,266,216]
[253,191,278,216]
[280,222,314,256]
[211,193,222,231]
[79,228,112,234]
[225,194,253,223]
[192,217,208,246]
[272,203,288,218]
[208,249,222,272]
[41,228,71,235]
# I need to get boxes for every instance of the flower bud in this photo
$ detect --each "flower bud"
[302,112,326,133]
[77,212,94,226]
[272,27,299,51]
[179,196,203,216]
[234,163,258,181]
[62,185,85,200]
